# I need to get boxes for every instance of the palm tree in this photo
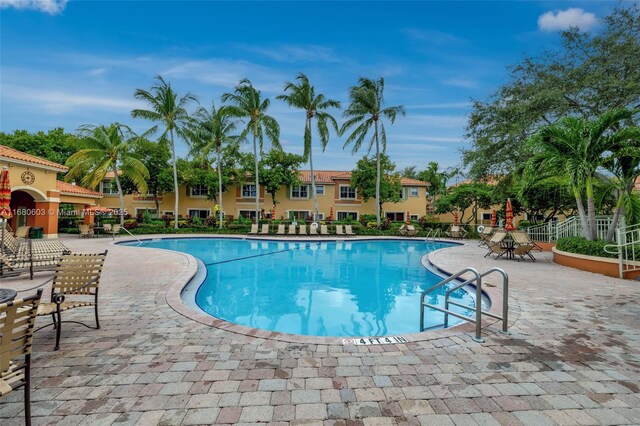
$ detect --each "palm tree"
[132,75,197,229]
[277,73,340,220]
[189,103,239,229]
[526,109,637,240]
[66,123,149,226]
[222,79,280,220]
[341,77,405,226]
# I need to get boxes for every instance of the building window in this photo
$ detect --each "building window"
[190,184,208,197]
[339,185,356,199]
[315,185,325,195]
[289,210,310,220]
[163,211,174,217]
[100,181,117,194]
[337,211,358,221]
[386,212,405,222]
[239,210,257,219]
[290,185,309,199]
[316,213,325,220]
[481,212,492,222]
[410,214,419,221]
[188,209,209,219]
[136,208,159,218]
[242,185,256,198]
[409,187,419,197]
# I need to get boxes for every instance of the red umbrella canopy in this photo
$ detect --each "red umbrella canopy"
[453,211,459,226]
[329,206,334,221]
[271,207,276,219]
[491,209,497,227]
[0,167,13,220]
[505,199,515,231]
[405,211,411,224]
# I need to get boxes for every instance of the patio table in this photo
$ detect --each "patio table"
[0,288,17,303]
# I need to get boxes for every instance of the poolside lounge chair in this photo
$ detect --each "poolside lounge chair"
[406,225,417,237]
[248,224,259,235]
[510,231,537,261]
[398,224,408,236]
[510,230,543,252]
[15,226,31,239]
[484,230,508,259]
[478,226,494,247]
[299,224,308,236]
[344,225,355,236]
[276,224,286,235]
[78,224,94,238]
[1,231,19,255]
[320,225,330,236]
[0,289,43,426]
[335,225,345,236]
[108,224,122,239]
[287,224,297,236]
[446,225,466,239]
[309,225,318,236]
[1,239,71,280]
[259,224,269,235]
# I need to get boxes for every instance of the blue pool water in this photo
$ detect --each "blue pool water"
[124,238,478,337]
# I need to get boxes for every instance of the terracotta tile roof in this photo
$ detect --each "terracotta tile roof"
[297,170,429,187]
[0,145,68,171]
[56,180,103,198]
[104,170,123,179]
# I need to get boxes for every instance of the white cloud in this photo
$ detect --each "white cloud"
[88,68,107,77]
[442,78,477,89]
[238,44,340,63]
[0,0,67,14]
[538,8,598,32]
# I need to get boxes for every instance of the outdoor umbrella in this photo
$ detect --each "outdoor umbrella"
[329,206,334,221]
[491,209,497,227]
[0,166,13,254]
[406,211,411,224]
[271,207,276,220]
[453,212,459,226]
[505,199,515,231]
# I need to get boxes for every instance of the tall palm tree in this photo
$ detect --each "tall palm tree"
[341,77,405,226]
[131,75,197,228]
[189,103,239,229]
[66,123,149,226]
[222,79,280,220]
[526,109,637,240]
[277,73,340,220]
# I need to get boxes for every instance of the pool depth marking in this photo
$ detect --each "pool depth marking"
[343,336,409,345]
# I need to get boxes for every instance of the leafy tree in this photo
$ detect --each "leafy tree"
[399,166,418,179]
[417,162,458,214]
[222,79,280,219]
[66,123,149,226]
[0,128,80,175]
[341,77,405,227]
[434,183,493,226]
[258,149,305,207]
[132,75,197,228]
[188,103,239,228]
[277,73,340,220]
[350,153,402,214]
[463,6,640,178]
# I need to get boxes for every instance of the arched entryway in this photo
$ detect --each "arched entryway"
[10,190,38,229]
[8,187,57,236]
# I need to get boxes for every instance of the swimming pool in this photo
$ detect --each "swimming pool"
[124,238,478,337]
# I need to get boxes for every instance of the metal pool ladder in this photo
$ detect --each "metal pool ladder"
[420,267,509,343]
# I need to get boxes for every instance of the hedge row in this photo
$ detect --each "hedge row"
[555,237,618,259]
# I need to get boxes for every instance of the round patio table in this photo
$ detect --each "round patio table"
[0,288,17,304]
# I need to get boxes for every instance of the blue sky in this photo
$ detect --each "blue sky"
[0,0,617,172]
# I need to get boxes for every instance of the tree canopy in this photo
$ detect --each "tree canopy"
[350,153,402,211]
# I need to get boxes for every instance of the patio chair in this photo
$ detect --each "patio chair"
[248,224,259,235]
[344,225,355,236]
[276,224,286,236]
[446,225,466,239]
[1,240,71,280]
[406,225,417,237]
[287,224,297,236]
[102,223,112,233]
[320,225,330,236]
[1,231,19,255]
[398,224,408,236]
[510,230,544,252]
[78,224,94,238]
[510,231,537,261]
[259,224,269,235]
[299,224,308,236]
[335,225,345,236]
[478,226,494,247]
[0,289,43,426]
[35,251,108,350]
[484,230,508,259]
[15,226,31,239]
[108,224,122,239]
[309,224,318,236]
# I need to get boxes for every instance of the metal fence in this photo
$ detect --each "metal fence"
[605,223,640,279]
[527,215,621,242]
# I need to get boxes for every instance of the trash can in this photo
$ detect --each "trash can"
[29,227,43,239]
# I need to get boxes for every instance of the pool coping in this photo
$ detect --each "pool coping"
[117,234,510,344]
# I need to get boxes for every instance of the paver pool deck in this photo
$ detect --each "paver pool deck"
[0,234,639,425]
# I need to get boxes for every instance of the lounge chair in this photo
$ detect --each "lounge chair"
[78,224,94,238]
[0,289,43,426]
[1,231,19,255]
[335,225,345,236]
[484,230,508,259]
[276,224,286,236]
[298,224,308,236]
[446,225,466,239]
[248,224,259,235]
[510,231,537,261]
[398,224,408,236]
[320,225,330,236]
[510,230,543,252]
[1,240,71,280]
[478,226,494,247]
[406,225,417,237]
[344,225,355,236]
[35,251,108,350]
[287,224,297,236]
[15,226,31,239]
[309,225,318,236]
[259,224,269,235]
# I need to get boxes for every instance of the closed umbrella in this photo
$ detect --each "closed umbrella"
[0,166,13,254]
[406,211,411,225]
[329,206,334,221]
[453,211,459,226]
[271,207,276,220]
[505,199,515,231]
[491,209,497,227]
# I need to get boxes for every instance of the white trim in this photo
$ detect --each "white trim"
[187,208,210,218]
[409,187,419,197]
[338,184,357,200]
[315,185,325,196]
[0,156,67,172]
[189,184,208,198]
[10,186,48,201]
[290,185,310,200]
[336,211,359,220]
[385,211,406,221]
[241,184,257,198]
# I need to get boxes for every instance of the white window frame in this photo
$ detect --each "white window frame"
[316,212,325,220]
[409,187,419,197]
[315,185,325,195]
[238,210,257,219]
[288,210,310,221]
[481,212,492,221]
[242,184,257,198]
[339,185,357,200]
[100,181,118,195]
[337,211,359,221]
[290,185,309,199]
[410,214,419,221]
[136,208,159,218]
[163,211,174,216]
[187,209,210,219]
[386,211,405,222]
[190,184,208,197]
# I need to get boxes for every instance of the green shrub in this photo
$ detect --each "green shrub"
[517,220,531,230]
[556,237,618,259]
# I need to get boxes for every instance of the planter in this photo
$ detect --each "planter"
[552,247,640,280]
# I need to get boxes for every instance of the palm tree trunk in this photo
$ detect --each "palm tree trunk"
[374,121,381,227]
[113,167,125,226]
[605,193,624,242]
[308,118,318,221]
[586,176,597,240]
[170,129,179,229]
[253,133,260,222]
[574,187,591,240]
[217,144,223,229]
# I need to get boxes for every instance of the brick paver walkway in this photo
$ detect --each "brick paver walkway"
[1,235,639,425]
